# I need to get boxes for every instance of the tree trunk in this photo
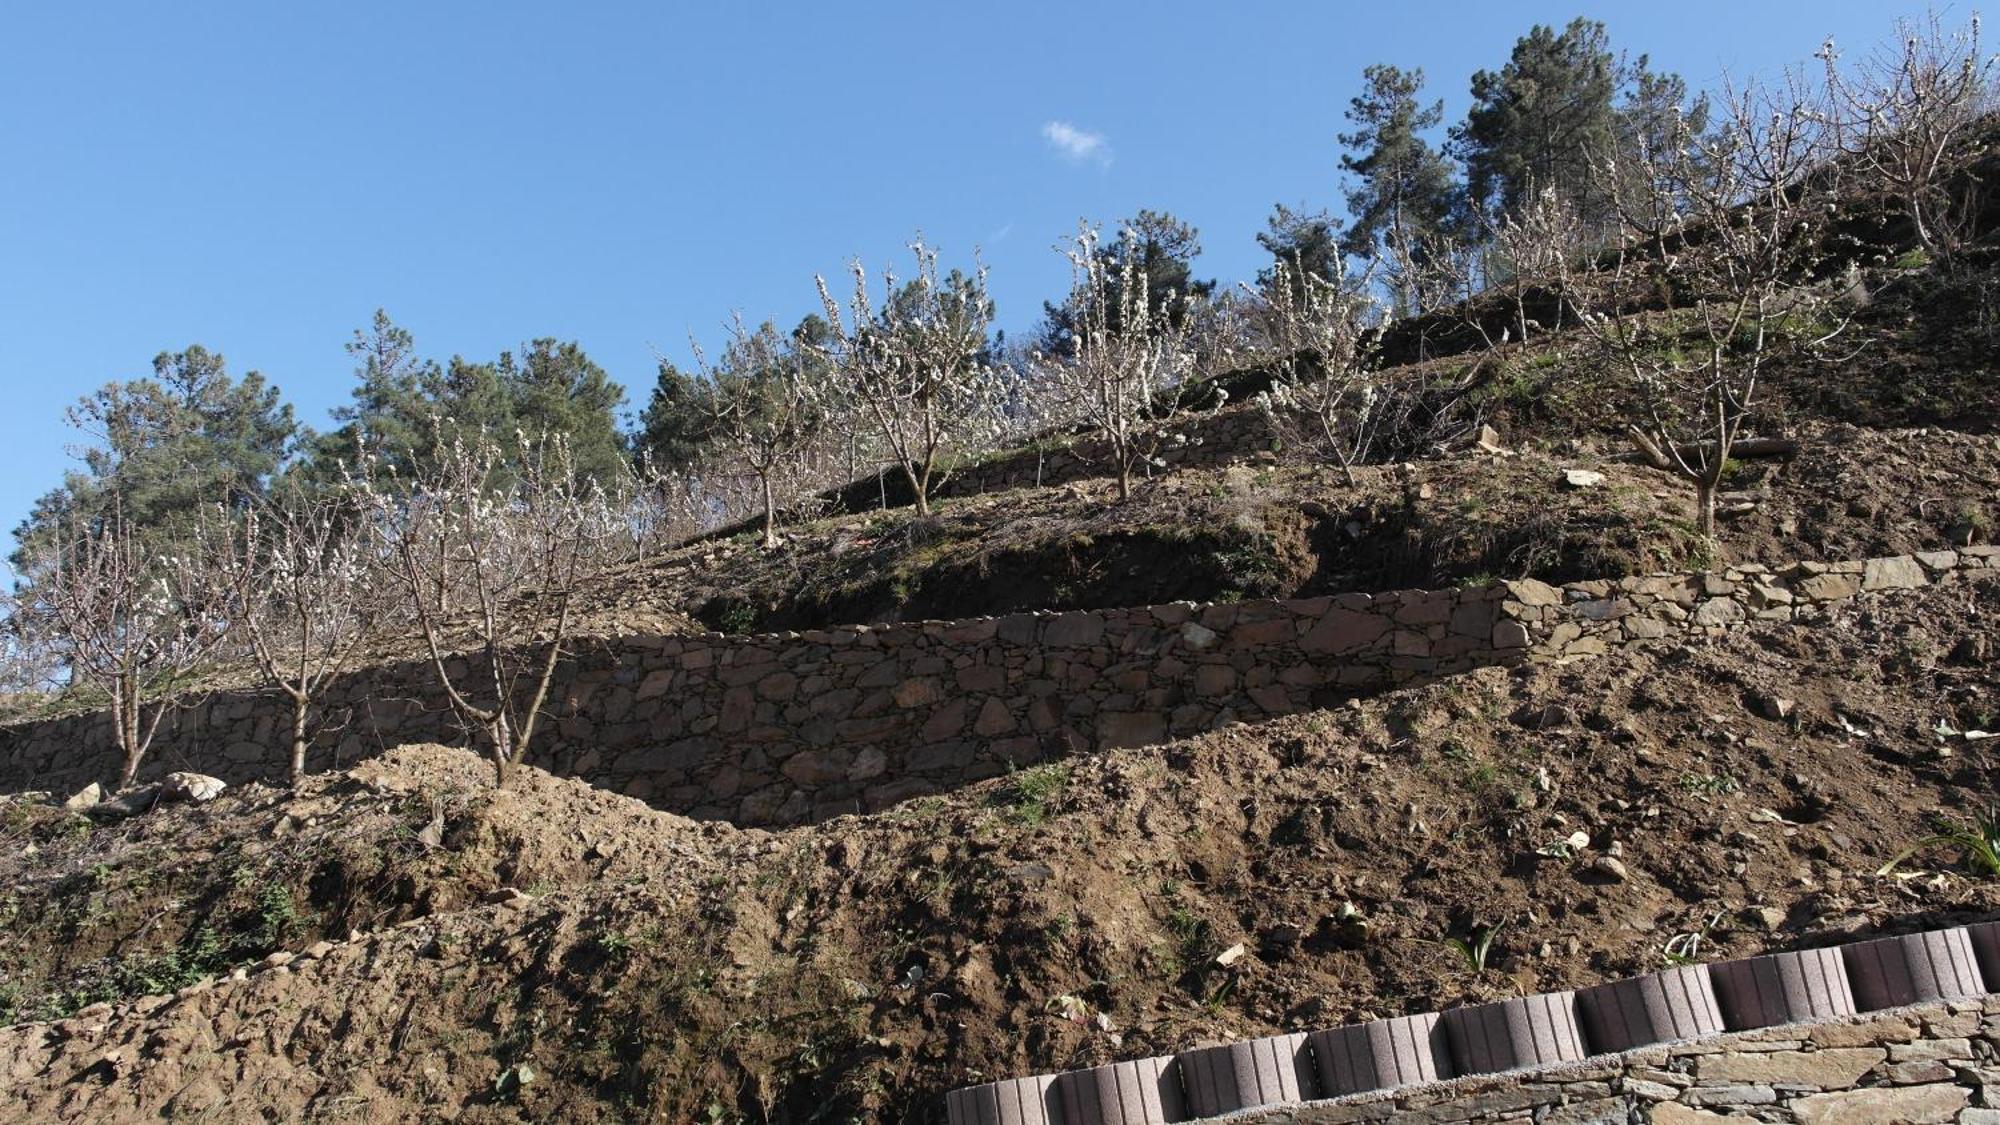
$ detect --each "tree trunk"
[289,695,310,787]
[759,474,777,548]
[1115,460,1132,502]
[905,461,930,517]
[490,713,514,787]
[116,675,141,789]
[1694,479,1718,538]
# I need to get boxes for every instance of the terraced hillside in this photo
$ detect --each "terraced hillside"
[1,561,1996,1120]
[3,199,2000,1125]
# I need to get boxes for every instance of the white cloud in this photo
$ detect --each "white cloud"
[1041,120,1111,167]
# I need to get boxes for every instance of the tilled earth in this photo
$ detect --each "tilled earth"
[0,573,1995,1122]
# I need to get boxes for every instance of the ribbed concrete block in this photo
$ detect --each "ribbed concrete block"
[945,1074,1060,1125]
[1968,920,2000,987]
[1176,1032,1316,1118]
[1576,964,1726,1052]
[1843,928,1986,1011]
[1711,947,1854,1029]
[1307,1012,1452,1096]
[1052,1055,1187,1124]
[1440,991,1587,1076]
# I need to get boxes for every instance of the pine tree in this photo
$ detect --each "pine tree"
[13,346,298,566]
[1338,65,1461,263]
[1454,18,1621,224]
[1255,204,1345,296]
[309,310,441,481]
[1039,210,1215,354]
[502,339,628,487]
[310,312,628,490]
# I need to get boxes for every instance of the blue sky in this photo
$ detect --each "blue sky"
[0,0,1940,548]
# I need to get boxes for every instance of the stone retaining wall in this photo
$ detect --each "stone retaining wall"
[946,920,2000,1125]
[0,584,1507,825]
[1503,548,2000,661]
[2,547,1993,826]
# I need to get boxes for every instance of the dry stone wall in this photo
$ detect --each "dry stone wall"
[1503,548,2000,661]
[0,584,1509,825]
[1,546,1992,827]
[946,920,2000,1125]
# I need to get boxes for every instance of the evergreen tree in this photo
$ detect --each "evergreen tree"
[1454,18,1621,223]
[13,346,298,565]
[1613,60,1711,212]
[636,315,836,474]
[1256,204,1345,295]
[1039,210,1214,354]
[501,338,628,486]
[1338,65,1461,261]
[309,310,442,480]
[636,358,715,472]
[310,312,627,488]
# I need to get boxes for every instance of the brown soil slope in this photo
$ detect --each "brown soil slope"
[590,422,1998,635]
[1,574,1995,1122]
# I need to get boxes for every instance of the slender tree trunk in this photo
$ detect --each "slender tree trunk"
[289,694,310,787]
[905,461,930,517]
[1694,478,1718,538]
[490,712,514,787]
[116,674,142,789]
[759,472,777,548]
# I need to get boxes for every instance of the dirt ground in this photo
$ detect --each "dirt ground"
[1,571,1994,1122]
[568,419,1997,637]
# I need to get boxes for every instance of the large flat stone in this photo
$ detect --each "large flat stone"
[1789,1083,1968,1125]
[1692,1046,1883,1088]
[1861,555,1929,591]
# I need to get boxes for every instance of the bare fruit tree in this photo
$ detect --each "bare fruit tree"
[816,237,1001,518]
[1246,255,1388,485]
[1577,78,1844,537]
[1490,187,1588,344]
[360,430,620,785]
[1821,12,1998,269]
[201,479,390,786]
[18,502,228,788]
[691,315,828,548]
[1033,223,1200,501]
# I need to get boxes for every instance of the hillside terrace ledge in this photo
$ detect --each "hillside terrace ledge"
[944,920,2000,1124]
[0,547,1992,827]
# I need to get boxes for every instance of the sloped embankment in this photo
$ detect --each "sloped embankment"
[0,573,1994,1121]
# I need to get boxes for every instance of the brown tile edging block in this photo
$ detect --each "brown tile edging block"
[1439,991,1586,1076]
[1709,947,1855,1029]
[942,920,2000,1119]
[946,1074,1059,1125]
[1970,921,2000,985]
[1306,1011,1451,1096]
[1575,963,1725,1052]
[1052,1055,1186,1124]
[1176,1032,1316,1118]
[1842,927,1986,1011]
